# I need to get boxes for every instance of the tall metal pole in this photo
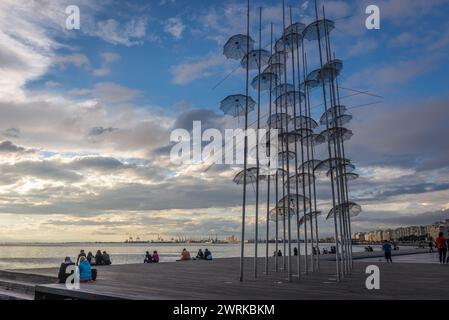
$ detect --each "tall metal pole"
[240,0,251,282]
[301,47,320,269]
[288,6,302,279]
[281,0,293,282]
[265,23,274,276]
[313,0,341,281]
[254,6,263,279]
[322,6,349,275]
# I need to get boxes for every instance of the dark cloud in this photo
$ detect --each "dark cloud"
[88,126,118,137]
[0,140,26,153]
[173,108,223,131]
[353,209,449,228]
[2,128,20,139]
[70,156,126,171]
[348,97,449,171]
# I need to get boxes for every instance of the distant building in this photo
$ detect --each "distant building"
[355,220,449,243]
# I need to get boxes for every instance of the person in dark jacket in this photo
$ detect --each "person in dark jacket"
[144,251,152,263]
[95,250,104,265]
[102,251,111,265]
[204,248,212,260]
[86,252,94,265]
[77,250,86,265]
[196,249,204,260]
[58,257,75,284]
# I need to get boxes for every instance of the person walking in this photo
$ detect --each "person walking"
[382,240,393,263]
[435,232,447,264]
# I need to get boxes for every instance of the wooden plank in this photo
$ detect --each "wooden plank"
[25,254,449,300]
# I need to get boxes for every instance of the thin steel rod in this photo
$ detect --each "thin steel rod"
[240,0,251,282]
[265,22,274,276]
[288,6,302,279]
[312,0,341,281]
[254,6,263,279]
[281,0,292,282]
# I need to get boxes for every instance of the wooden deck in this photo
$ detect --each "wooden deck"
[10,250,448,300]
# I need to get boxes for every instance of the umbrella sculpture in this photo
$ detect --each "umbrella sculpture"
[219,0,361,283]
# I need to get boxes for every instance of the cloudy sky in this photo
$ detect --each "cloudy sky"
[0,0,448,242]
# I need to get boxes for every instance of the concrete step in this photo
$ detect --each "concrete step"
[0,270,56,284]
[0,288,33,300]
[0,278,36,295]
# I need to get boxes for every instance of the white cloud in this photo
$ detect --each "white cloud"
[93,18,147,46]
[164,17,186,39]
[170,53,225,85]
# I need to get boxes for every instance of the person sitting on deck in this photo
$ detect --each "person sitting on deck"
[144,251,152,263]
[58,257,75,284]
[436,232,447,264]
[277,250,282,257]
[181,248,191,261]
[78,256,92,283]
[77,250,86,265]
[102,251,112,265]
[95,250,104,265]
[152,251,160,263]
[204,248,212,260]
[293,247,298,256]
[196,249,204,260]
[382,240,393,263]
[87,251,94,265]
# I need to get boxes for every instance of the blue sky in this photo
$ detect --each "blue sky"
[0,0,449,242]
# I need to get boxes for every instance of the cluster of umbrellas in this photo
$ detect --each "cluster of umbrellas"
[219,1,362,283]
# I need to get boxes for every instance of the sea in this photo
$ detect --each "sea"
[0,242,380,270]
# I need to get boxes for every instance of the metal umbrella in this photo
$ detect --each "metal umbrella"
[220,94,256,118]
[298,211,321,226]
[269,206,296,222]
[267,112,291,129]
[301,133,326,147]
[233,167,259,185]
[274,91,305,109]
[269,51,288,65]
[320,127,354,144]
[271,83,295,97]
[241,49,270,70]
[223,34,255,60]
[303,19,335,41]
[277,193,310,210]
[285,22,306,36]
[251,72,278,91]
[291,116,319,130]
[263,63,284,77]
[326,202,362,220]
[314,157,352,174]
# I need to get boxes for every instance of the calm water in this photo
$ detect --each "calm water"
[0,243,377,270]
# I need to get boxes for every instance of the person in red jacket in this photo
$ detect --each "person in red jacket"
[435,232,447,264]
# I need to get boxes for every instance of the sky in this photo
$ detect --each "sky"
[0,0,449,242]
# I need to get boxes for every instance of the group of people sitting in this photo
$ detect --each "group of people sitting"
[196,248,212,260]
[81,250,112,266]
[178,248,213,261]
[57,249,112,284]
[144,250,160,263]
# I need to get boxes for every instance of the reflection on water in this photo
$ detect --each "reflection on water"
[0,243,374,270]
